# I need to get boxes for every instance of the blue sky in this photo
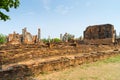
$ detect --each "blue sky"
[0,0,120,38]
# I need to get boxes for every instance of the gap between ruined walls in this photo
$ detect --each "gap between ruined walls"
[0,50,120,79]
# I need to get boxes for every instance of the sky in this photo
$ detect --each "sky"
[0,0,120,38]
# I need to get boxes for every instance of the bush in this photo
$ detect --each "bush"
[0,34,6,44]
[53,38,61,43]
[42,38,49,43]
[42,38,61,43]
[42,38,52,43]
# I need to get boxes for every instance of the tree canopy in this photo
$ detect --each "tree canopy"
[0,0,20,21]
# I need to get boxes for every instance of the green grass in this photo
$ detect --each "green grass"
[102,55,120,63]
[80,55,120,69]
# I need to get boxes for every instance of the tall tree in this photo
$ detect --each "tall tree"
[0,0,20,21]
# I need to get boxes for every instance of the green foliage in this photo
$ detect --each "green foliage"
[0,0,20,21]
[53,38,61,43]
[67,33,74,41]
[42,38,61,43]
[62,33,75,42]
[42,38,49,43]
[0,34,6,44]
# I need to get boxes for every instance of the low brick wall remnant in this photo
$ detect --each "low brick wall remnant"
[0,50,120,80]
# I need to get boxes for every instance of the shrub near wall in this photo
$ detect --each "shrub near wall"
[53,38,61,43]
[0,34,6,44]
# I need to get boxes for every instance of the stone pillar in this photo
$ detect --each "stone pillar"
[60,34,62,41]
[22,29,24,43]
[38,28,41,42]
[65,33,68,42]
[24,27,27,33]
[22,27,27,43]
[0,52,3,70]
[48,35,50,43]
[13,31,16,39]
[114,30,117,43]
[115,30,116,39]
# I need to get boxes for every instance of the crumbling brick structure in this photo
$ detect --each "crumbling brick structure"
[7,32,22,45]
[84,24,116,44]
[7,28,41,44]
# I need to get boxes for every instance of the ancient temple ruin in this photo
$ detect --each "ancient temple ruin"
[7,28,41,44]
[84,24,116,44]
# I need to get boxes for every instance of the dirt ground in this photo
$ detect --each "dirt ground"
[33,55,120,80]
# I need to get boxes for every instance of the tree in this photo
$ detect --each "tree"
[62,33,75,42]
[0,0,20,21]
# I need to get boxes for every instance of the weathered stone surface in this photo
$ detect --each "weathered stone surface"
[84,24,116,44]
[117,38,120,44]
[7,28,41,45]
[0,52,3,70]
[1,44,118,65]
[7,32,21,45]
[0,49,120,79]
[38,28,41,42]
[1,42,120,79]
[0,64,33,80]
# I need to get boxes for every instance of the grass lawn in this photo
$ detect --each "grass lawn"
[33,55,120,80]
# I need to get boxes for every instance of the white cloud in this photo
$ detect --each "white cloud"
[55,5,73,15]
[85,1,93,7]
[40,0,74,14]
[41,0,52,11]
